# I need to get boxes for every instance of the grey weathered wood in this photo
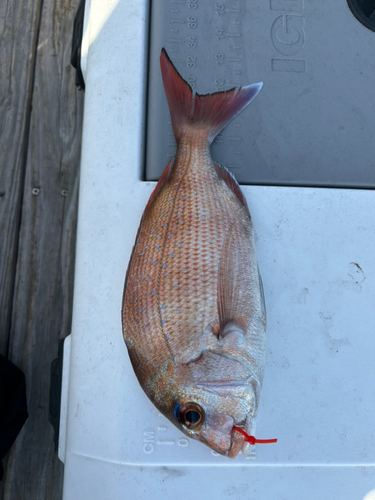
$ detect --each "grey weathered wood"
[0,0,43,356]
[0,0,84,497]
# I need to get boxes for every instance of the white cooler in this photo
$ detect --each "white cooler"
[59,0,375,498]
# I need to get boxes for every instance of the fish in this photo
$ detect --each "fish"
[122,48,275,458]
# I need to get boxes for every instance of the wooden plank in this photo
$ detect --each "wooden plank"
[0,0,43,356]
[1,0,84,497]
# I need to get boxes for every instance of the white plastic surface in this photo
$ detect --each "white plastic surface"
[61,0,375,498]
[58,334,71,463]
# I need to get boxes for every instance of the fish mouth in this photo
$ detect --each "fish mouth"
[197,410,245,458]
[199,423,251,459]
[199,426,245,459]
[228,427,245,458]
[231,425,254,457]
[202,426,252,459]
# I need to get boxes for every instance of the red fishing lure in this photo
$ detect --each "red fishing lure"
[232,426,277,445]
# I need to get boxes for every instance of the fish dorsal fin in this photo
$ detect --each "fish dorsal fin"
[217,224,252,338]
[214,163,250,217]
[122,160,173,307]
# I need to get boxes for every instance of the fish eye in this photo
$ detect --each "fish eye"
[178,402,205,431]
[185,410,200,424]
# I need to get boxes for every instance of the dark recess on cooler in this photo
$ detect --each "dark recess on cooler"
[71,0,86,91]
[347,0,375,31]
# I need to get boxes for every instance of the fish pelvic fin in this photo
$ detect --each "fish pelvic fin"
[160,48,263,144]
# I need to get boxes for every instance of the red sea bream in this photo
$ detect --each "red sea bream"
[122,49,275,458]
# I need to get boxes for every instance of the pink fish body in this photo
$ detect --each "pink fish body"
[122,49,271,458]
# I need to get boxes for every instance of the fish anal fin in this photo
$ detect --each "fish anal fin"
[214,163,250,217]
[142,159,173,223]
[122,160,173,309]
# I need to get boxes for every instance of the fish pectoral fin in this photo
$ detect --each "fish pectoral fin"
[217,224,253,338]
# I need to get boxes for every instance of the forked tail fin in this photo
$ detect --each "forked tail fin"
[160,48,262,144]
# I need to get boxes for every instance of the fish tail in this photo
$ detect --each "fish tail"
[160,48,262,144]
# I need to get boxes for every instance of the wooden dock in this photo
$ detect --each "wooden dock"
[0,0,83,497]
